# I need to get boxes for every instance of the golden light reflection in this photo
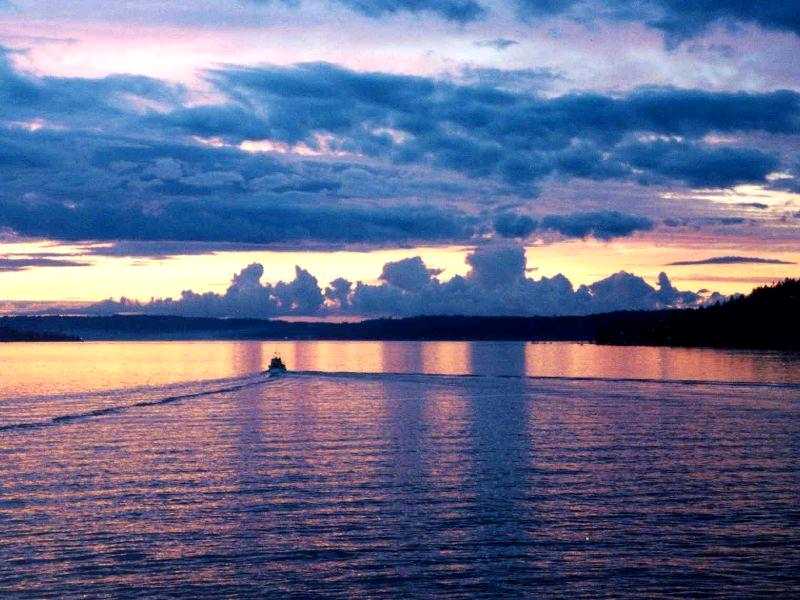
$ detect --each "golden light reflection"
[3,340,799,403]
[419,342,471,375]
[521,342,800,383]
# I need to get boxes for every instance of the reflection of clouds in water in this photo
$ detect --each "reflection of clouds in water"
[459,368,536,589]
[470,341,527,377]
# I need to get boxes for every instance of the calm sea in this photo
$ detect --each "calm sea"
[1,341,799,598]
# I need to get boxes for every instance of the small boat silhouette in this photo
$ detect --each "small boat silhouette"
[266,355,287,376]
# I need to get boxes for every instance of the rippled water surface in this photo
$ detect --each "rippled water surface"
[1,341,799,598]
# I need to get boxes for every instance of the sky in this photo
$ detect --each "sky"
[0,0,799,316]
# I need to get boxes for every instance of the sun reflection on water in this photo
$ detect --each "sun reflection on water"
[2,340,800,402]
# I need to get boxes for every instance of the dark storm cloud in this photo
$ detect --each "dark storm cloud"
[81,241,276,258]
[515,1,800,45]
[619,141,779,188]
[668,256,796,266]
[493,212,537,238]
[1,50,798,246]
[203,62,800,144]
[540,211,654,240]
[0,193,475,244]
[83,243,716,318]
[494,210,653,240]
[180,62,798,190]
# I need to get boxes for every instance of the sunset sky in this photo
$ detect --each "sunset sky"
[1,0,798,313]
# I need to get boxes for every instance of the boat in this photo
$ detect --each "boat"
[266,355,287,376]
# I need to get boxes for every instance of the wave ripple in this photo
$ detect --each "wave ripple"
[1,373,798,598]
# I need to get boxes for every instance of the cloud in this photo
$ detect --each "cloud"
[379,256,441,291]
[735,202,769,210]
[1,51,798,247]
[493,212,537,238]
[83,243,715,317]
[80,241,274,258]
[514,1,800,45]
[466,243,527,288]
[249,0,484,22]
[619,140,779,188]
[0,257,90,271]
[196,63,796,189]
[324,277,353,310]
[668,256,796,266]
[455,66,562,93]
[539,211,654,240]
[274,266,324,313]
[335,0,485,22]
[0,194,475,245]
[85,261,323,318]
[474,38,520,50]
[51,1,800,42]
[89,262,279,318]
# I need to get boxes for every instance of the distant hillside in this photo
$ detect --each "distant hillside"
[0,326,80,342]
[596,279,800,350]
[0,314,602,342]
[2,279,798,350]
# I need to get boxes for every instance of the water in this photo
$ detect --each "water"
[1,341,799,598]
[3,340,800,399]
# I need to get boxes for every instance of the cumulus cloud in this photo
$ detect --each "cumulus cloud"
[379,256,441,291]
[274,266,324,313]
[83,244,715,318]
[324,277,353,310]
[466,243,527,289]
[89,262,279,318]
[668,256,796,266]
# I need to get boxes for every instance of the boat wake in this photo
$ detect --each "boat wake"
[3,368,798,435]
[0,373,280,433]
[292,369,800,391]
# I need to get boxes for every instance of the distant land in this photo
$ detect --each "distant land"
[0,326,79,342]
[2,279,798,350]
